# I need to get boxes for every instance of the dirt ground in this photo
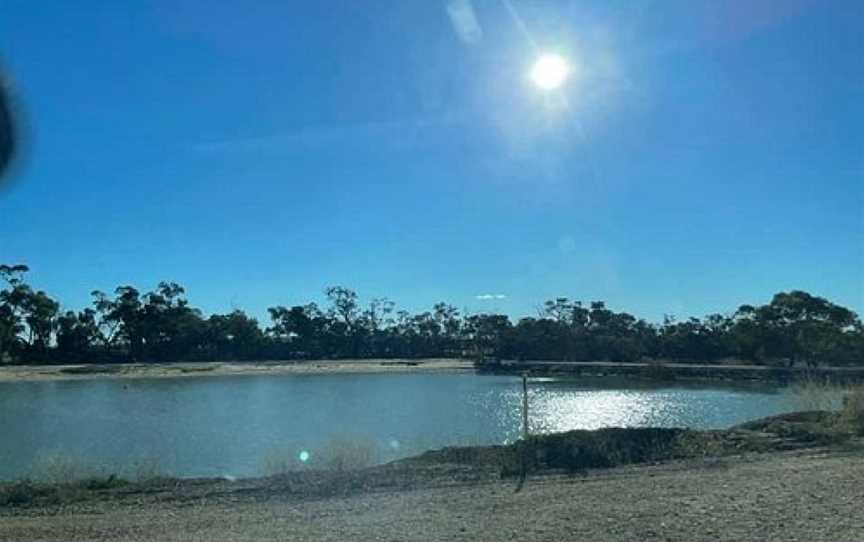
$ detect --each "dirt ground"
[2,447,862,542]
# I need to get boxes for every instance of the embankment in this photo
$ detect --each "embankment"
[480,360,864,384]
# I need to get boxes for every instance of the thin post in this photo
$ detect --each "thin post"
[521,372,529,439]
[516,371,530,492]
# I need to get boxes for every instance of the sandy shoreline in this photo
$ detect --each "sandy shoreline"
[5,358,864,384]
[0,359,475,382]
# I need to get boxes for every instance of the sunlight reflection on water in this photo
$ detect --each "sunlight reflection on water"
[491,380,795,435]
[530,389,655,432]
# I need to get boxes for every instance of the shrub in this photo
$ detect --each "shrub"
[0,480,38,506]
[82,474,128,490]
[262,436,378,476]
[261,446,307,476]
[838,386,864,436]
[27,453,84,485]
[785,379,864,440]
[787,375,846,412]
[126,457,163,482]
[318,437,377,472]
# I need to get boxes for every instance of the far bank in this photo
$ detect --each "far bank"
[481,359,864,384]
[0,359,473,382]
[3,358,864,384]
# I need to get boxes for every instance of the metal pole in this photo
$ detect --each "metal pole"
[515,371,530,492]
[522,372,529,439]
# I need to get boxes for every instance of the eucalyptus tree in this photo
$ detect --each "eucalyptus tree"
[140,281,205,361]
[0,265,28,359]
[433,303,461,356]
[0,265,60,361]
[362,297,395,357]
[91,286,144,361]
[462,313,512,362]
[56,309,101,361]
[325,286,361,357]
[22,289,59,356]
[267,303,325,358]
[206,310,263,361]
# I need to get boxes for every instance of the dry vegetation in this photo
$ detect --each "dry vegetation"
[261,436,379,476]
[783,379,864,439]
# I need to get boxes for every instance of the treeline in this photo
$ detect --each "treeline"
[1,264,863,367]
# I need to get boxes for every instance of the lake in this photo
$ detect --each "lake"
[0,373,805,481]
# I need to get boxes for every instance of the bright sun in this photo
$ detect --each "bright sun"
[530,53,569,90]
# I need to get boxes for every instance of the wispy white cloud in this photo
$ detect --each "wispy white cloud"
[476,293,507,300]
[446,0,483,44]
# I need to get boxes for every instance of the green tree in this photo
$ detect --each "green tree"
[463,313,512,362]
[56,309,101,361]
[140,282,204,361]
[92,286,145,361]
[267,303,325,358]
[22,289,59,358]
[206,311,263,360]
[0,265,60,361]
[0,265,29,361]
[325,286,361,357]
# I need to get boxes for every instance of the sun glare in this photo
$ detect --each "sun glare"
[530,53,569,90]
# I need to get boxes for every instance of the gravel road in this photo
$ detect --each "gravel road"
[2,448,862,541]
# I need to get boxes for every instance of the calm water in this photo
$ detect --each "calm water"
[0,373,802,481]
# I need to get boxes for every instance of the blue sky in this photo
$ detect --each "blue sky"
[0,0,861,323]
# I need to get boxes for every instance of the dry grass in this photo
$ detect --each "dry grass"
[787,376,848,412]
[837,386,864,436]
[262,436,379,476]
[25,453,164,484]
[0,453,163,507]
[125,457,165,482]
[408,427,764,479]
[260,447,307,476]
[319,437,377,472]
[0,475,128,507]
[785,377,864,440]
[26,453,85,485]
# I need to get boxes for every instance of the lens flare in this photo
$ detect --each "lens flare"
[531,54,569,90]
